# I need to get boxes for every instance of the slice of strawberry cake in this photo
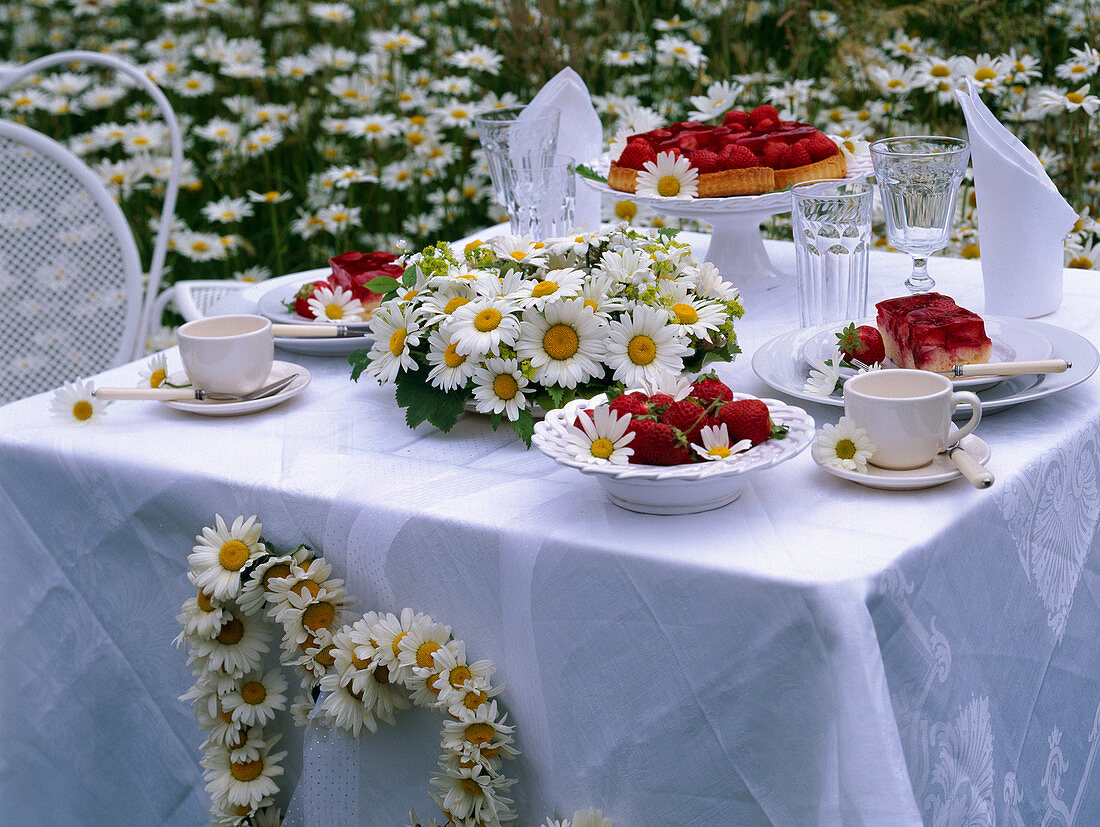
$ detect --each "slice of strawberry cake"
[875,293,992,371]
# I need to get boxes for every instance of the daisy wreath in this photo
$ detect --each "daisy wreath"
[350,226,744,446]
[176,514,530,826]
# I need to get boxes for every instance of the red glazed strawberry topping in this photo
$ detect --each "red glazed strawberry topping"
[761,141,787,169]
[806,135,839,162]
[723,110,750,126]
[689,149,720,173]
[748,104,780,126]
[617,141,657,170]
[779,140,812,169]
[720,144,760,170]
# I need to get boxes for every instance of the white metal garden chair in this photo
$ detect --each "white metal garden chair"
[0,51,182,404]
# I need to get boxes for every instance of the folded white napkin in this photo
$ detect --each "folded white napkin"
[956,81,1077,317]
[525,67,604,231]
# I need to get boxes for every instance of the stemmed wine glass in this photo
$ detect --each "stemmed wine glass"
[870,136,970,294]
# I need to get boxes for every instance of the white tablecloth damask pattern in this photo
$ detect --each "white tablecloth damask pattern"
[2,233,1099,825]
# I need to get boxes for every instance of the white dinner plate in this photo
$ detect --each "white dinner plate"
[162,361,311,416]
[800,316,1053,391]
[813,434,991,490]
[752,316,1099,415]
[250,274,375,356]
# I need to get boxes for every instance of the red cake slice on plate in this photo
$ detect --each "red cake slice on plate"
[875,293,992,371]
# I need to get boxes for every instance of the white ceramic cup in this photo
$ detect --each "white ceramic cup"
[843,369,982,470]
[177,314,274,395]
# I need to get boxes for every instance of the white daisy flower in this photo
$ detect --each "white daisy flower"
[577,272,626,319]
[363,302,423,384]
[440,700,519,764]
[692,423,752,462]
[138,352,170,388]
[319,670,378,736]
[520,267,586,309]
[275,583,346,647]
[516,299,608,389]
[813,416,877,473]
[396,614,452,673]
[487,234,550,268]
[430,639,495,702]
[194,703,246,750]
[665,295,727,339]
[803,354,843,398]
[236,545,313,616]
[635,151,699,199]
[419,281,475,326]
[638,372,693,400]
[226,725,271,765]
[571,807,615,827]
[306,285,364,321]
[222,669,288,727]
[290,690,317,728]
[565,406,635,465]
[201,734,286,811]
[448,297,521,358]
[429,762,514,824]
[188,515,266,601]
[174,584,227,643]
[368,608,423,677]
[470,357,531,421]
[425,328,478,391]
[52,378,106,425]
[605,305,692,388]
[188,609,270,678]
[470,268,531,301]
[597,248,654,285]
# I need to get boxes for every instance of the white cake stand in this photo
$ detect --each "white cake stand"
[582,153,873,287]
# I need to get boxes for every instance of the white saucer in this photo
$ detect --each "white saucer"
[813,433,991,490]
[163,361,311,416]
[255,278,375,356]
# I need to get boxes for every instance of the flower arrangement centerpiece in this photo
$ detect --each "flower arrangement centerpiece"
[350,227,744,445]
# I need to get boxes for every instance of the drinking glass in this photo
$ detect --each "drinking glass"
[500,154,576,238]
[791,179,873,327]
[870,136,970,294]
[473,105,561,214]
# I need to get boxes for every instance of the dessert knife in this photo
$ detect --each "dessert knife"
[93,373,298,402]
[946,442,994,489]
[271,323,369,338]
[935,358,1070,377]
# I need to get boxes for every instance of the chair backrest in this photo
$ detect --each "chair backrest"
[0,51,181,402]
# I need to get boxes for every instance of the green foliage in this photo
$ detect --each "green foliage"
[394,369,469,433]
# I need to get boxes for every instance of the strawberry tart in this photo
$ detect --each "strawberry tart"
[875,293,992,371]
[608,105,847,197]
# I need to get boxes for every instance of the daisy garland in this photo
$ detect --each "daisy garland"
[350,228,743,446]
[178,514,611,826]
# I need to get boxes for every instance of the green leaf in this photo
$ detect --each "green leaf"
[656,227,680,239]
[348,347,372,380]
[575,164,606,183]
[364,275,401,294]
[543,384,567,409]
[510,408,535,447]
[401,268,418,288]
[393,371,468,432]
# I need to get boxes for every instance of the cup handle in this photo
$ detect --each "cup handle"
[950,391,983,443]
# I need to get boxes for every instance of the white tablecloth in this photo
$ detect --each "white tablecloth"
[2,233,1100,825]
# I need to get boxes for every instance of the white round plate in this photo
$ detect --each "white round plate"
[753,316,1099,415]
[800,316,1053,391]
[163,361,311,416]
[581,151,874,218]
[813,433,991,490]
[250,274,375,356]
[532,393,815,515]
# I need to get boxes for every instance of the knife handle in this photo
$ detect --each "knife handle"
[94,387,197,400]
[955,359,1070,376]
[948,445,994,489]
[272,323,340,338]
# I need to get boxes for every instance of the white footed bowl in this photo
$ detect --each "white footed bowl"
[532,393,815,515]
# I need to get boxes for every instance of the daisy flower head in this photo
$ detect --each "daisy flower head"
[221,668,288,727]
[237,544,313,616]
[202,733,286,812]
[429,760,515,824]
[318,669,378,736]
[635,151,698,199]
[368,608,424,676]
[565,406,635,465]
[448,297,521,358]
[606,304,692,388]
[426,328,478,392]
[175,581,228,642]
[803,353,842,398]
[571,808,614,827]
[307,285,364,322]
[813,415,877,473]
[188,515,265,601]
[440,700,519,765]
[188,608,270,678]
[516,298,608,389]
[396,613,452,674]
[597,248,654,285]
[666,294,727,339]
[520,267,585,309]
[138,352,169,388]
[471,357,531,421]
[51,378,106,425]
[692,423,752,462]
[488,234,549,268]
[364,302,423,384]
[639,371,693,400]
[430,639,495,704]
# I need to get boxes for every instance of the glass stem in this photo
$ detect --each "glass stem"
[906,256,935,294]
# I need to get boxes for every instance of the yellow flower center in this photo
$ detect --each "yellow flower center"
[656,176,681,197]
[416,641,441,668]
[263,563,292,590]
[464,240,483,253]
[149,368,166,387]
[444,296,469,314]
[196,588,215,612]
[835,438,857,460]
[460,778,483,796]
[72,400,93,420]
[264,191,280,202]
[493,373,519,400]
[375,664,390,683]
[402,289,419,302]
[708,446,731,458]
[615,200,637,220]
[217,618,244,645]
[463,689,487,710]
[510,251,527,261]
[325,303,344,320]
[670,302,698,324]
[389,328,407,356]
[1071,64,1086,74]
[887,79,904,88]
[1068,255,1093,269]
[584,299,598,312]
[543,323,579,360]
[407,132,424,145]
[352,652,372,669]
[230,758,263,782]
[291,580,320,600]
[315,645,336,666]
[241,681,266,705]
[531,280,558,298]
[449,665,472,688]
[974,67,996,81]
[302,602,335,632]
[474,308,501,332]
[391,631,406,658]
[219,540,250,571]
[465,722,495,745]
[590,437,615,459]
[627,334,657,365]
[444,343,466,368]
[1067,92,1085,104]
[961,244,981,259]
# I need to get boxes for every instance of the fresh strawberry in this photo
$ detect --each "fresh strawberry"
[779,140,812,169]
[806,134,839,161]
[689,149,720,174]
[644,420,694,465]
[625,417,662,464]
[617,141,657,170]
[752,118,776,131]
[661,399,707,445]
[748,104,780,126]
[609,391,650,418]
[677,133,701,152]
[290,280,329,318]
[723,110,750,127]
[572,409,597,430]
[719,144,760,170]
[647,392,675,412]
[690,372,734,408]
[761,141,787,169]
[717,398,784,446]
[835,323,886,365]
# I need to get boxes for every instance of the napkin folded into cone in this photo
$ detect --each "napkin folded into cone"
[523,67,603,231]
[956,80,1077,317]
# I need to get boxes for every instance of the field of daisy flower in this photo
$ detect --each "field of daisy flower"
[4,0,1099,337]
